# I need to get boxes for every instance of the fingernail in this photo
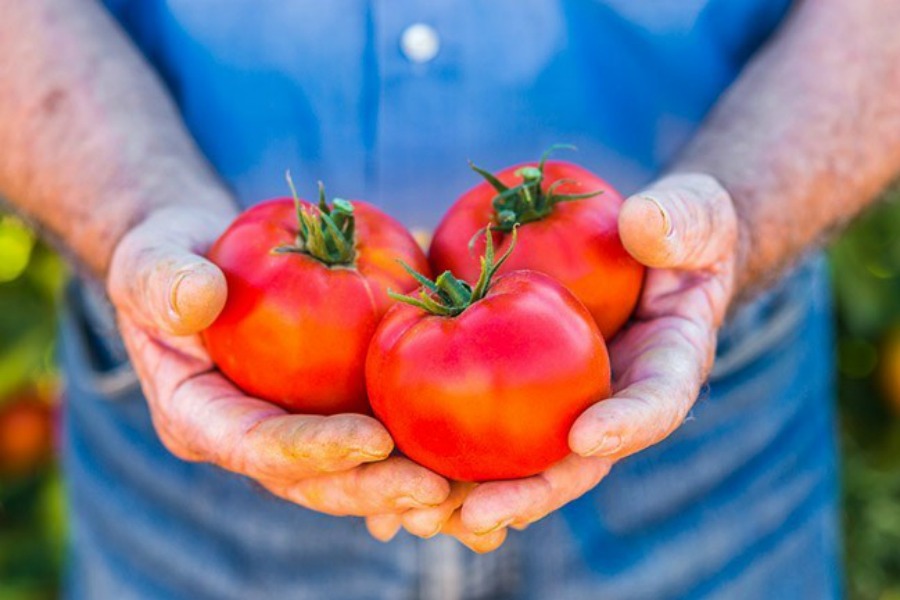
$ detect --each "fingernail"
[587,434,623,457]
[354,448,392,461]
[638,195,673,238]
[168,269,191,317]
[476,517,513,536]
[399,495,442,509]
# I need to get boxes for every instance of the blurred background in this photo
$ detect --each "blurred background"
[1,186,900,599]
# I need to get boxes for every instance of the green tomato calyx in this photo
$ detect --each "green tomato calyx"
[276,171,356,266]
[390,225,519,317]
[471,144,604,232]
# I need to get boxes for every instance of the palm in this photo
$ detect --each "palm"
[598,256,735,456]
[120,316,450,511]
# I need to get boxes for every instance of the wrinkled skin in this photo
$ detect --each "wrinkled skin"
[202,198,430,415]
[429,161,645,339]
[367,271,611,482]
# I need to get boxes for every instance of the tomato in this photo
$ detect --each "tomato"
[366,232,611,481]
[0,392,55,475]
[429,147,645,339]
[202,180,430,415]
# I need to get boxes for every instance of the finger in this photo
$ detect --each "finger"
[120,317,394,477]
[460,455,612,534]
[166,372,395,477]
[366,514,404,543]
[441,511,508,554]
[569,316,714,459]
[618,173,736,270]
[109,208,230,335]
[401,482,475,538]
[272,457,451,517]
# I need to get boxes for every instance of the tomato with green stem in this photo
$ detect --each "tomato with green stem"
[202,175,430,415]
[366,229,611,481]
[429,146,645,339]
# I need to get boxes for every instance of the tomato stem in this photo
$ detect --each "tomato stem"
[390,226,518,316]
[470,144,604,231]
[279,171,356,266]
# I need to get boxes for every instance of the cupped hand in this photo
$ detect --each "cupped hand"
[369,172,739,551]
[107,205,450,516]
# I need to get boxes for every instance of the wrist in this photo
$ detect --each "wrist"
[108,185,237,269]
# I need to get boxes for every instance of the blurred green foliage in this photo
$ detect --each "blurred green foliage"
[3,186,900,597]
[0,214,65,600]
[832,185,900,600]
[0,216,64,398]
[0,472,65,600]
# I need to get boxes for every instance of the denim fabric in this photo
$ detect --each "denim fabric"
[62,258,839,600]
[62,1,842,598]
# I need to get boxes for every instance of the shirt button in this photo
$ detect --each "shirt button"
[400,23,440,64]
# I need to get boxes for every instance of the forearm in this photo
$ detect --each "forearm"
[672,0,900,300]
[0,0,236,279]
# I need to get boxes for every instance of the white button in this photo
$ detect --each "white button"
[400,23,440,64]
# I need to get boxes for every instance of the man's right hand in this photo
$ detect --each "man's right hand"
[107,206,451,516]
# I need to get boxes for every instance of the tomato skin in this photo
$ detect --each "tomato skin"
[202,198,430,415]
[366,270,611,482]
[429,160,645,339]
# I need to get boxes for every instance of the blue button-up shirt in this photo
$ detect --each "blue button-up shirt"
[108,0,790,226]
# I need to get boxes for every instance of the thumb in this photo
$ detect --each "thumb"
[108,208,229,336]
[618,173,736,270]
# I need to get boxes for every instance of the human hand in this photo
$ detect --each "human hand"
[367,173,738,551]
[107,205,451,516]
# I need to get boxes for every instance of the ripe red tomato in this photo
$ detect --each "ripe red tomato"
[429,148,645,339]
[203,181,430,415]
[0,392,55,475]
[366,234,611,481]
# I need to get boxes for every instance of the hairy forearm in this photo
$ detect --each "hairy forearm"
[673,0,900,300]
[0,0,235,279]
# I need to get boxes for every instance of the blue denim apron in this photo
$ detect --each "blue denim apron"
[63,1,840,597]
